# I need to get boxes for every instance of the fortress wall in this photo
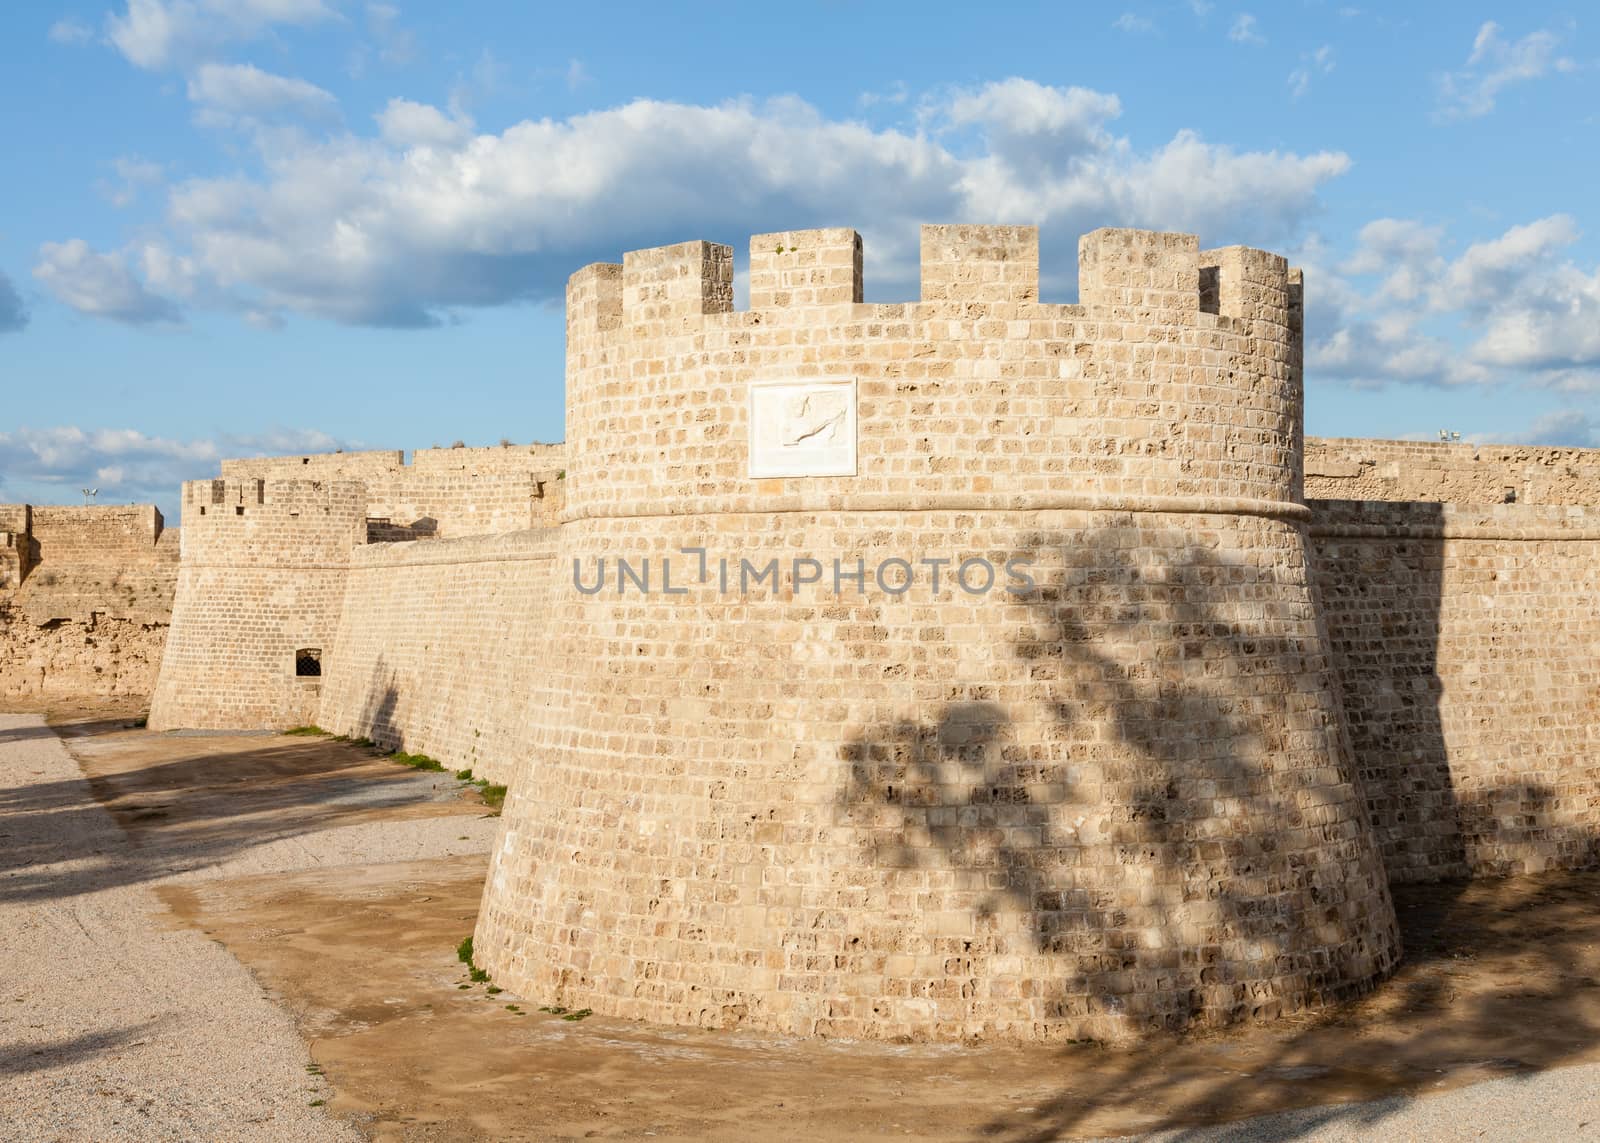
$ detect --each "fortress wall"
[315,528,562,784]
[219,445,566,538]
[409,443,565,471]
[360,464,564,539]
[0,505,28,589]
[1306,437,1600,505]
[475,226,1399,1043]
[148,478,365,729]
[1309,499,1600,882]
[0,504,178,699]
[219,449,405,481]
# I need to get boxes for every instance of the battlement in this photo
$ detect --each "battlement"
[567,225,1298,340]
[562,222,1307,522]
[178,478,367,564]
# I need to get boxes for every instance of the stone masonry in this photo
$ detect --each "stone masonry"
[128,224,1600,1044]
[0,504,177,699]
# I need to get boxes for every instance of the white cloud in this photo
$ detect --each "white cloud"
[32,240,183,324]
[187,62,338,127]
[48,18,95,45]
[1289,44,1335,99]
[0,271,28,333]
[97,155,165,207]
[1437,21,1576,119]
[105,0,335,70]
[1228,13,1265,45]
[38,81,1351,329]
[1499,409,1600,447]
[0,425,354,512]
[1307,213,1600,390]
[375,98,472,149]
[1112,12,1154,34]
[364,2,416,66]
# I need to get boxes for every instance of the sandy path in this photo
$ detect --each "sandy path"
[0,713,496,1141]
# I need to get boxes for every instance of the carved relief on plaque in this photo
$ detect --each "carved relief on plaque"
[747,378,858,478]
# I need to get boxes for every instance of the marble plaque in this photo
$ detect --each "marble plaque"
[748,378,857,478]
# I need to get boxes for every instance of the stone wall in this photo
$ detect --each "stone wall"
[1306,437,1600,505]
[315,528,562,785]
[222,444,564,538]
[1310,499,1600,881]
[0,504,177,700]
[473,226,1400,1043]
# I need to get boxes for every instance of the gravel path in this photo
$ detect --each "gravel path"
[0,713,497,1141]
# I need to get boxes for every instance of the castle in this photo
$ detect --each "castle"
[7,224,1600,1043]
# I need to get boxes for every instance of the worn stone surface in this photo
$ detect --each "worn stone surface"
[0,505,177,699]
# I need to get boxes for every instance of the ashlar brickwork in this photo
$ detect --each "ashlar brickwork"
[140,221,1600,1045]
[472,225,1401,1043]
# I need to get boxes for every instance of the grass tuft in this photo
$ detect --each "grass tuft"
[478,783,507,810]
[284,725,328,736]
[456,936,474,964]
[390,750,445,771]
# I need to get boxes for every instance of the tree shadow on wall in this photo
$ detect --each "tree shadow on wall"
[352,656,404,752]
[836,523,1600,1139]
[839,529,1398,1039]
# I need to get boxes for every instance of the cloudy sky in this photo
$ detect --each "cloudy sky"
[3,1,1598,518]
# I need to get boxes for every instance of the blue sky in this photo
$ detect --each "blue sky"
[2,1,1598,519]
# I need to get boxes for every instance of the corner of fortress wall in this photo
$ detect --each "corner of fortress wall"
[146,449,567,758]
[477,224,1406,1043]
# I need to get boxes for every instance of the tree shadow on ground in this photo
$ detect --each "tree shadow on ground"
[0,1021,162,1080]
[0,678,465,908]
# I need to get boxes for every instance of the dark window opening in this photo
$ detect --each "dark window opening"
[295,648,322,678]
[235,506,245,516]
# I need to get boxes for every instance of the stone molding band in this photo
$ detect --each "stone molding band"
[562,491,1313,524]
[1310,522,1600,541]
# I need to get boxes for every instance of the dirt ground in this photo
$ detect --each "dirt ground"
[24,701,1600,1141]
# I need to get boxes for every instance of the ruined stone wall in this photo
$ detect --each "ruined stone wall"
[1309,499,1600,881]
[315,528,562,785]
[147,479,365,729]
[0,504,177,700]
[1305,437,1600,505]
[474,225,1399,1044]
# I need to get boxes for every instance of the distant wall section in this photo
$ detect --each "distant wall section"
[0,504,177,700]
[1310,499,1600,881]
[1305,438,1600,505]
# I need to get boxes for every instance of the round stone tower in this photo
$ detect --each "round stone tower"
[474,225,1400,1041]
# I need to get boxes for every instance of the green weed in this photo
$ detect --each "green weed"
[390,750,445,771]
